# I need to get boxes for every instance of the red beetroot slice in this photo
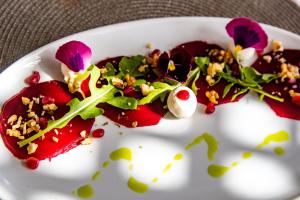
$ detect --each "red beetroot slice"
[0,81,94,160]
[98,100,167,128]
[170,41,246,105]
[252,49,300,120]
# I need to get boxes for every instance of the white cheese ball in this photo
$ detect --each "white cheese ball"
[167,86,197,118]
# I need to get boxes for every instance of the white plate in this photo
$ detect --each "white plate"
[1,17,300,200]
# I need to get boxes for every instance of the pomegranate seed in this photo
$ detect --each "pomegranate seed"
[176,90,190,100]
[292,96,300,107]
[42,96,55,104]
[205,102,215,114]
[92,128,105,138]
[39,117,48,129]
[25,157,40,170]
[123,86,135,96]
[25,71,40,86]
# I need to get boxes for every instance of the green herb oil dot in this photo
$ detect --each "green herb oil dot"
[127,176,149,193]
[163,163,173,173]
[174,153,183,161]
[242,152,253,159]
[273,146,285,156]
[91,170,101,181]
[256,130,289,149]
[207,164,230,178]
[110,147,132,161]
[102,161,110,168]
[76,184,94,199]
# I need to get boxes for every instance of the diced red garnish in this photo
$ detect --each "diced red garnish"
[25,71,40,86]
[38,117,48,129]
[92,128,105,138]
[252,50,300,120]
[25,157,40,170]
[0,81,94,160]
[176,90,190,100]
[205,102,215,114]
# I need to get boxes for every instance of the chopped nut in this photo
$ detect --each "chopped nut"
[111,77,124,89]
[27,143,38,154]
[140,84,154,96]
[205,90,219,104]
[125,74,136,86]
[52,136,59,143]
[100,68,108,74]
[80,130,87,138]
[12,116,23,129]
[81,137,93,145]
[138,64,148,73]
[289,90,300,97]
[279,57,286,63]
[43,103,58,112]
[206,75,215,86]
[132,121,138,128]
[272,40,284,52]
[207,63,224,77]
[278,63,300,82]
[21,97,30,105]
[28,101,34,111]
[32,97,40,104]
[54,129,59,135]
[263,55,272,63]
[28,111,36,118]
[7,115,17,125]
[6,129,24,139]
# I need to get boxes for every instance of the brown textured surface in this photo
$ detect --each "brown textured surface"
[0,0,300,71]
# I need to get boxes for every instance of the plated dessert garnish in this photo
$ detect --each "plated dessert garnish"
[0,17,298,173]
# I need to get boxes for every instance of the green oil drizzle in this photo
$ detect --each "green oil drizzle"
[274,146,285,156]
[110,147,132,161]
[185,133,219,161]
[174,153,183,161]
[91,170,101,181]
[152,177,159,183]
[76,184,94,199]
[242,152,253,159]
[207,165,231,178]
[102,161,110,168]
[127,176,149,193]
[231,162,239,167]
[129,163,134,171]
[256,130,289,149]
[163,163,173,173]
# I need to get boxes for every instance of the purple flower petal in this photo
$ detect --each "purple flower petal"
[55,41,92,72]
[226,17,268,53]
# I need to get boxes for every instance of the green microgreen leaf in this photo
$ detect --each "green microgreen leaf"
[107,96,138,110]
[231,88,249,101]
[119,55,145,77]
[191,71,200,95]
[222,83,235,98]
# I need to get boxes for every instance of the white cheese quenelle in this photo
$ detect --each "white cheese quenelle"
[167,86,197,118]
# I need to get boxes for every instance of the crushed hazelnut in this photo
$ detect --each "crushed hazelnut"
[7,115,17,125]
[206,75,216,86]
[289,89,300,97]
[27,143,38,154]
[112,77,124,89]
[205,90,219,104]
[278,63,300,82]
[272,40,284,52]
[21,97,30,105]
[140,84,154,96]
[43,103,58,112]
[138,64,148,73]
[279,57,286,63]
[80,130,87,138]
[263,55,272,63]
[28,101,34,111]
[52,136,59,143]
[54,129,59,135]
[6,129,24,139]
[125,74,136,86]
[32,97,40,104]
[207,63,224,77]
[81,137,93,145]
[132,121,138,128]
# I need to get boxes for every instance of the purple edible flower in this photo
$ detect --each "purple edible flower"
[55,41,92,72]
[226,17,268,53]
[157,48,192,83]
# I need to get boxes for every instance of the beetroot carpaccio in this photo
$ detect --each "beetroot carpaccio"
[0,17,299,168]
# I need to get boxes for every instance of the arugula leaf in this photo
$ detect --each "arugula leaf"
[195,57,210,73]
[191,71,200,95]
[138,82,178,105]
[104,62,116,76]
[240,67,261,86]
[133,79,146,87]
[222,83,235,98]
[119,55,145,77]
[18,65,118,147]
[107,96,138,110]
[231,88,249,101]
[262,74,278,83]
